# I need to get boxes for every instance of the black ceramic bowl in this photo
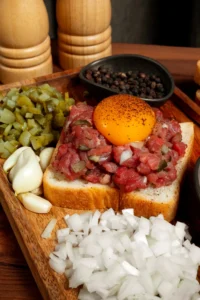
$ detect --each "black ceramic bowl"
[193,157,200,207]
[79,54,175,106]
[188,157,200,245]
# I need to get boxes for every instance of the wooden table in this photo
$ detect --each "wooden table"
[0,43,199,300]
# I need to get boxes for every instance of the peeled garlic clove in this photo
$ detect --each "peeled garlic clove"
[8,165,15,182]
[3,146,29,172]
[31,186,43,196]
[39,147,54,171]
[18,193,52,213]
[11,148,43,194]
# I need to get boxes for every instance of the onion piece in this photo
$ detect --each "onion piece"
[129,141,144,149]
[71,161,86,173]
[66,214,83,232]
[161,144,169,154]
[41,218,57,239]
[119,149,132,165]
[56,228,70,243]
[48,210,200,299]
[49,258,66,274]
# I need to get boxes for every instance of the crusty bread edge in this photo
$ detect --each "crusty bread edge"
[43,167,119,211]
[43,138,119,211]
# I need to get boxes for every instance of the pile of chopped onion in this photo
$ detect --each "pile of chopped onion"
[49,209,200,300]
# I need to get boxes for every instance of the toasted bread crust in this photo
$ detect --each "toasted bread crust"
[120,190,179,221]
[43,167,119,210]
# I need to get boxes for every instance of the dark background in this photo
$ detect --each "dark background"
[44,0,200,47]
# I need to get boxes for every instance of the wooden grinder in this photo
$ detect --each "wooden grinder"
[56,0,112,69]
[0,0,53,84]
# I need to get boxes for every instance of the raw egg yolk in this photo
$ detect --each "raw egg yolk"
[93,94,156,146]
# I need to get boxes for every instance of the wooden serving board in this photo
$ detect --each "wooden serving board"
[0,69,200,300]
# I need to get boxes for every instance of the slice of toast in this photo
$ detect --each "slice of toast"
[43,122,194,221]
[43,139,119,211]
[120,122,194,221]
[43,169,119,210]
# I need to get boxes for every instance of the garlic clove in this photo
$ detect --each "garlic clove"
[11,148,43,194]
[39,147,54,171]
[8,164,15,182]
[31,186,43,196]
[18,192,52,213]
[3,146,29,172]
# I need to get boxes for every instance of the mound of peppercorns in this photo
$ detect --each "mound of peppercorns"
[85,66,166,99]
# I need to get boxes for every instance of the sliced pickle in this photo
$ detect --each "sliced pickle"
[17,95,34,107]
[4,124,12,136]
[19,131,31,146]
[0,84,74,157]
[53,111,65,128]
[0,108,15,124]
[15,111,25,124]
[4,141,17,153]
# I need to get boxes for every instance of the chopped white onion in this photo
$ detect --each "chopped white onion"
[56,228,70,243]
[41,218,57,239]
[48,210,200,299]
[66,214,83,232]
[129,141,145,149]
[162,123,168,128]
[122,260,139,276]
[119,149,132,165]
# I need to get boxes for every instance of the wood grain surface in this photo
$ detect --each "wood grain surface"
[0,43,200,299]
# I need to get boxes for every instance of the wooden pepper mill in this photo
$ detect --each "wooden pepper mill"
[56,0,112,69]
[0,0,53,84]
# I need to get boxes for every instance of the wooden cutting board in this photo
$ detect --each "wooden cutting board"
[0,69,200,300]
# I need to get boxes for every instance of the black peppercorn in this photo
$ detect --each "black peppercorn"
[132,73,138,79]
[96,77,102,84]
[149,90,156,98]
[132,88,139,96]
[139,72,146,79]
[132,80,139,86]
[151,81,156,89]
[107,78,113,85]
[140,82,146,88]
[113,80,119,86]
[150,74,156,80]
[120,72,127,79]
[155,77,161,83]
[105,74,110,79]
[102,76,108,83]
[140,93,146,98]
[85,72,92,80]
[156,83,164,91]
[138,78,144,84]
[119,84,126,90]
[84,66,166,100]
[93,71,100,77]
[127,71,133,77]
[146,87,151,94]
[98,67,107,74]
[140,87,146,93]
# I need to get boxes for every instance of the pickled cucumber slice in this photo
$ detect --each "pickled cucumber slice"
[0,84,75,157]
